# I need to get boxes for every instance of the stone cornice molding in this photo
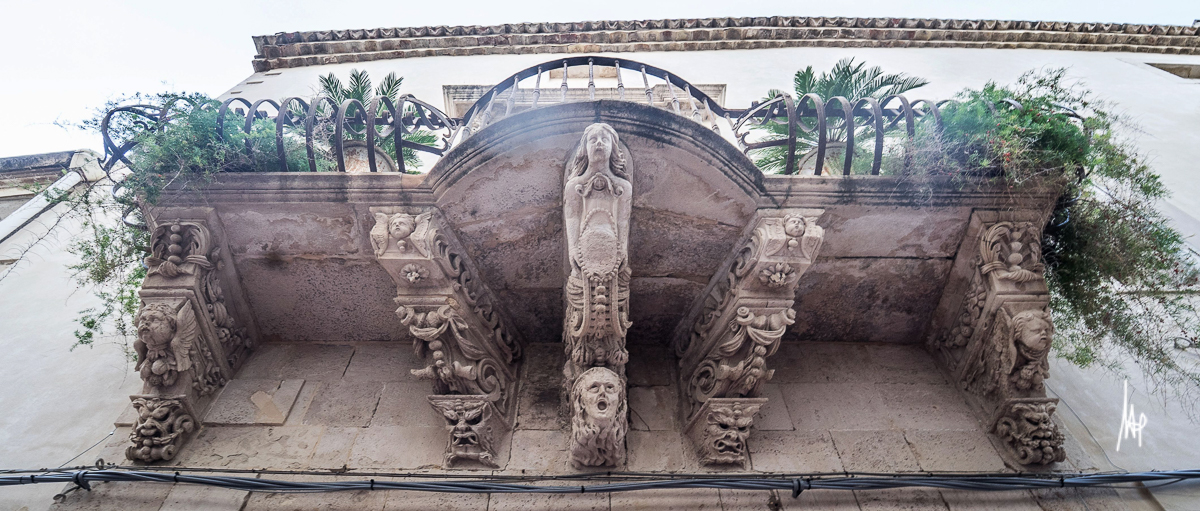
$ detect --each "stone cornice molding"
[252,16,1200,70]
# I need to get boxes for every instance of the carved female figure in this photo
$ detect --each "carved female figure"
[562,123,633,381]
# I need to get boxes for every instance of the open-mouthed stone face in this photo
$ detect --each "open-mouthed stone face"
[578,367,622,421]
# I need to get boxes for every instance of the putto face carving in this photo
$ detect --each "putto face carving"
[783,215,805,238]
[389,214,416,242]
[569,367,628,467]
[1013,310,1053,357]
[137,303,176,351]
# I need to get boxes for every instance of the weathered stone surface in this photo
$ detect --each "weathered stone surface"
[753,384,794,431]
[162,483,250,510]
[175,426,322,469]
[302,380,383,427]
[791,257,953,343]
[489,490,610,511]
[626,430,690,472]
[204,379,303,425]
[905,430,1008,472]
[941,490,1043,510]
[816,205,969,259]
[854,488,949,510]
[308,426,360,469]
[236,258,407,341]
[347,426,445,468]
[875,383,981,431]
[237,343,356,381]
[384,491,490,510]
[504,429,570,473]
[626,343,674,386]
[242,475,389,510]
[830,430,921,472]
[516,343,566,430]
[629,386,675,431]
[373,382,447,427]
[341,342,425,381]
[50,481,173,511]
[782,382,889,431]
[748,430,843,473]
[610,488,723,510]
[219,204,364,258]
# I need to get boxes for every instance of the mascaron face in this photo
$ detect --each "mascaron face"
[585,129,614,164]
[1017,316,1052,353]
[388,214,415,240]
[783,216,805,238]
[138,310,174,346]
[579,369,622,421]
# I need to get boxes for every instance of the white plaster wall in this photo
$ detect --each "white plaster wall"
[0,198,143,511]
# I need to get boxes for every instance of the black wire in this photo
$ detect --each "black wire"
[4,469,1200,495]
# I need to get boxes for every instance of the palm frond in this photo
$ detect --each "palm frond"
[318,73,346,104]
[376,73,404,103]
[347,69,373,104]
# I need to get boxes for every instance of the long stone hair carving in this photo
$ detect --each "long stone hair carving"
[566,123,629,181]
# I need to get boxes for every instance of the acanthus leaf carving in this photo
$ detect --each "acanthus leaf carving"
[126,395,196,463]
[146,222,212,278]
[980,221,1045,283]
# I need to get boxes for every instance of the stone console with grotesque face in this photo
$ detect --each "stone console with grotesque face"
[569,366,628,467]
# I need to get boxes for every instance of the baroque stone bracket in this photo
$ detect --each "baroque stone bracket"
[370,206,524,452]
[127,215,257,463]
[672,208,824,465]
[929,211,1064,466]
[561,124,634,468]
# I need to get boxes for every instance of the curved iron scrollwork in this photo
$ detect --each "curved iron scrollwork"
[215,94,456,174]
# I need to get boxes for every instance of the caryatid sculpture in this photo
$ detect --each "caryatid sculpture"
[563,123,633,467]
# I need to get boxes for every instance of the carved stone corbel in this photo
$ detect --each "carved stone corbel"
[126,217,257,462]
[672,209,824,465]
[684,397,766,466]
[561,124,634,468]
[429,395,509,468]
[126,395,196,463]
[930,213,1065,466]
[991,398,1066,465]
[370,206,523,466]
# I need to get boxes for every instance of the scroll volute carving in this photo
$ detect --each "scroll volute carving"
[370,207,523,420]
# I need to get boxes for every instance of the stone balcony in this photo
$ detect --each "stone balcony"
[55,99,1127,510]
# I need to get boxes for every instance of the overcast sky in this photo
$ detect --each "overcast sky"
[0,0,1196,158]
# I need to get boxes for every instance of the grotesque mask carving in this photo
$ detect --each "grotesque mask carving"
[686,398,764,465]
[569,367,628,467]
[430,396,506,468]
[127,396,196,463]
[994,400,1065,465]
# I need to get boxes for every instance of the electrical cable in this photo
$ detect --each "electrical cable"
[4,469,1199,495]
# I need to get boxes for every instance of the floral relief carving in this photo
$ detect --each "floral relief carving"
[126,396,196,463]
[673,210,823,465]
[569,367,628,468]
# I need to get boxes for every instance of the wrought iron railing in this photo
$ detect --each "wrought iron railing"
[98,56,989,177]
